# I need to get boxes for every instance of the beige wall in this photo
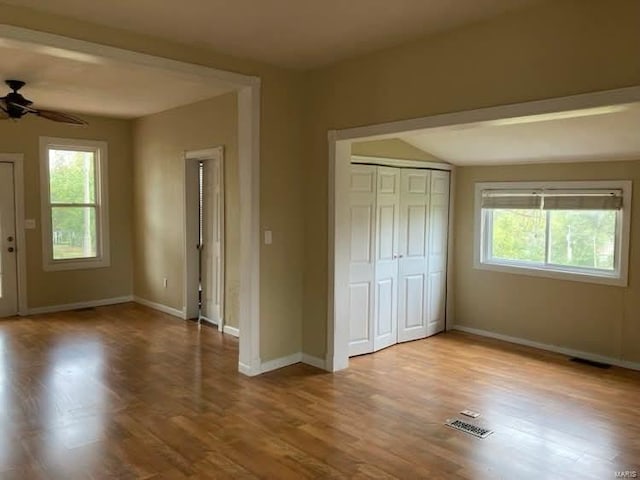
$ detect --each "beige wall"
[351,138,443,162]
[0,115,133,308]
[455,160,640,363]
[302,0,640,358]
[133,93,240,328]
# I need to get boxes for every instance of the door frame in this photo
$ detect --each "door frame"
[327,85,640,372]
[0,154,27,315]
[184,146,225,331]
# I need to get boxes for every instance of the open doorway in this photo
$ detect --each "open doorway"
[184,147,225,332]
[0,26,261,375]
[327,87,640,373]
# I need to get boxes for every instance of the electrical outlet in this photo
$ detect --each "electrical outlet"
[163,277,168,288]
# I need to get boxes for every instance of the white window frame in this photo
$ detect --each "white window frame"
[474,180,632,287]
[39,137,110,271]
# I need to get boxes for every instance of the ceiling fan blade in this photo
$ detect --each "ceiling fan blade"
[0,98,8,119]
[35,109,88,126]
[8,101,37,113]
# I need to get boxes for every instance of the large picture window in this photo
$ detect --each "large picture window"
[474,181,631,286]
[40,137,110,271]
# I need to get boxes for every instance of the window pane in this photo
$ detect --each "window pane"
[549,210,616,270]
[52,207,97,259]
[49,149,96,204]
[490,209,546,263]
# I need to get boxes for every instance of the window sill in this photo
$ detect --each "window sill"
[473,260,627,287]
[43,257,110,272]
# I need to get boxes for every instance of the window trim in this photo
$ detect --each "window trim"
[39,137,110,271]
[473,180,632,287]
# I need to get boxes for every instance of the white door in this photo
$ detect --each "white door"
[348,165,376,356]
[373,167,399,351]
[0,163,18,317]
[397,169,431,343]
[427,171,450,336]
[200,159,223,325]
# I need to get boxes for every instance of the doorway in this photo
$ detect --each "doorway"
[0,162,17,317]
[0,155,26,317]
[184,147,225,331]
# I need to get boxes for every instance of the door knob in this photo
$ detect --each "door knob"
[8,247,14,253]
[7,236,13,242]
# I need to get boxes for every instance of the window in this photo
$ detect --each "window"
[40,137,109,271]
[474,181,631,286]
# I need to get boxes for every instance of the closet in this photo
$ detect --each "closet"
[348,163,450,357]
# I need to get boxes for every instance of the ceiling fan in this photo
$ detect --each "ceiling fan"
[0,80,88,126]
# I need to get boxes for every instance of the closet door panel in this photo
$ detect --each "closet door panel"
[427,171,450,336]
[397,169,431,343]
[373,167,399,351]
[403,274,425,328]
[348,165,377,356]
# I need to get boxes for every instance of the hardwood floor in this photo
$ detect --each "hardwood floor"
[0,303,639,479]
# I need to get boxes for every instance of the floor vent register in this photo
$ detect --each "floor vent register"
[445,418,493,439]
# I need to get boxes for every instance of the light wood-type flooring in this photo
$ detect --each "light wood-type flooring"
[0,303,639,479]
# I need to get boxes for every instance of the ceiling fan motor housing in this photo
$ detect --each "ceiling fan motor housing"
[3,80,32,119]
[5,92,33,119]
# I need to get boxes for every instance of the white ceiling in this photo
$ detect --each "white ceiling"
[0,43,233,118]
[401,104,640,166]
[0,0,545,69]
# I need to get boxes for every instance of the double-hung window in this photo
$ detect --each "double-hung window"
[475,181,631,286]
[40,137,110,271]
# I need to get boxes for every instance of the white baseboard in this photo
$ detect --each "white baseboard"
[28,295,134,315]
[238,361,259,376]
[244,352,330,376]
[239,352,328,376]
[260,352,302,374]
[223,325,240,337]
[452,324,640,372]
[302,353,326,370]
[133,296,186,319]
[199,315,219,326]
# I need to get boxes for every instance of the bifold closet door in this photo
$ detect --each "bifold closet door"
[347,165,377,356]
[373,167,400,351]
[347,164,450,357]
[397,169,431,343]
[426,171,450,336]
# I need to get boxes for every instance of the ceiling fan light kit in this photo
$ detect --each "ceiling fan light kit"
[0,80,88,126]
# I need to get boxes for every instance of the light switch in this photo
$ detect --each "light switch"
[24,219,36,229]
[264,230,272,245]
